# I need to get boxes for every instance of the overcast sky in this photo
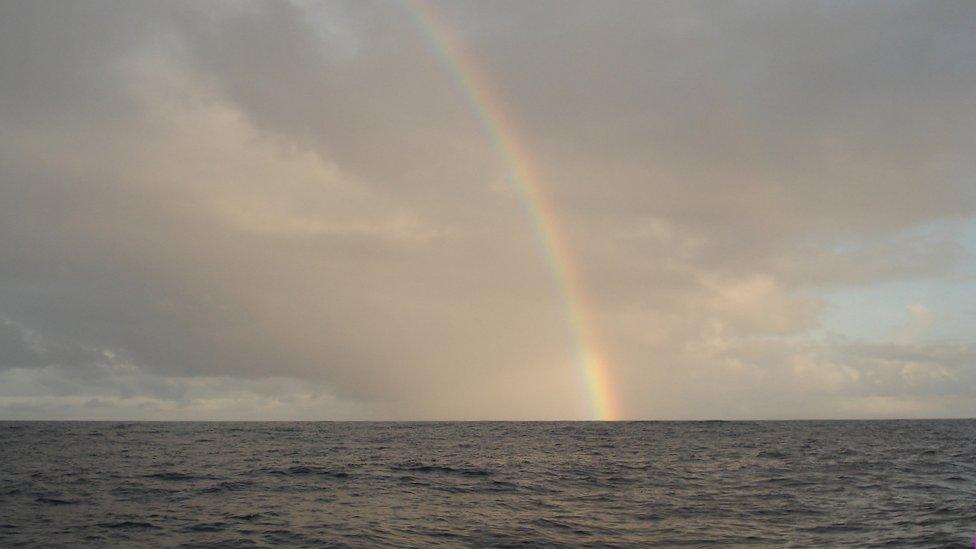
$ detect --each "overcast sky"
[1,0,974,420]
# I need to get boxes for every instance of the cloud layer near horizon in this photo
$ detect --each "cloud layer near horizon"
[1,0,974,419]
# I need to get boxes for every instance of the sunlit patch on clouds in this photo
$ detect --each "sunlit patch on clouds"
[1,0,975,419]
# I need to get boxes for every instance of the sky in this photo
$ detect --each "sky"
[1,0,974,420]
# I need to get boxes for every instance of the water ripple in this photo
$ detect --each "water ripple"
[1,420,974,546]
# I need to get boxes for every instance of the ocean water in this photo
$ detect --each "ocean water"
[1,421,974,547]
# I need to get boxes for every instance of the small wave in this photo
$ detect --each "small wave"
[97,520,160,530]
[143,472,204,481]
[267,465,349,478]
[532,517,576,531]
[36,496,79,505]
[392,463,491,476]
[199,480,253,493]
[186,522,227,532]
[487,480,519,492]
[803,524,863,534]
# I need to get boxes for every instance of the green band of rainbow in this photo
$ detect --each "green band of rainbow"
[405,1,619,420]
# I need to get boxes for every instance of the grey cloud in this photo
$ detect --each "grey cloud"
[619,336,976,419]
[1,1,975,419]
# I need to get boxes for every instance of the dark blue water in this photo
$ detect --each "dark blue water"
[1,421,975,547]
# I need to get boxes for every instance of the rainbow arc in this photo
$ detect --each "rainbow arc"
[405,1,620,420]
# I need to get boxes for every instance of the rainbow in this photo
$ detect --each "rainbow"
[404,1,621,420]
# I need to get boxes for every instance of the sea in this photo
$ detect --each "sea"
[1,420,974,547]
